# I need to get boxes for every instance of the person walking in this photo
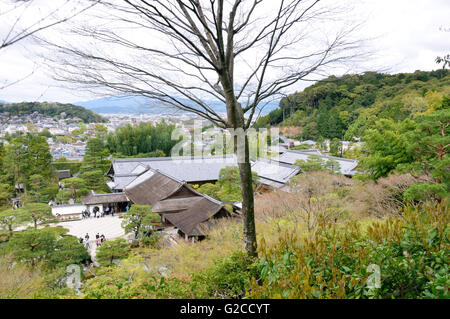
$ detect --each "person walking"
[96,236,101,247]
[84,233,90,249]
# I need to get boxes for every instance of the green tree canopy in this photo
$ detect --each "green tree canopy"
[1,135,54,202]
[6,227,87,269]
[121,205,161,239]
[60,177,87,200]
[400,105,450,201]
[0,208,29,239]
[0,183,13,208]
[212,166,258,202]
[106,120,179,157]
[20,203,53,229]
[79,169,109,193]
[81,137,110,172]
[95,238,130,266]
[48,235,89,268]
[254,70,449,140]
[324,158,341,174]
[294,155,326,172]
[360,118,415,179]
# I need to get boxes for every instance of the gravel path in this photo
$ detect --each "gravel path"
[56,215,126,263]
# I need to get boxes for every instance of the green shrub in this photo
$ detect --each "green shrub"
[140,232,164,249]
[250,201,449,299]
[96,239,131,266]
[80,250,258,299]
[195,251,259,298]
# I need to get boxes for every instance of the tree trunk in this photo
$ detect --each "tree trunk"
[226,95,258,258]
[237,135,258,258]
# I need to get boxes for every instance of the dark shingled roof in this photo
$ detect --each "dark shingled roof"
[124,168,233,236]
[107,155,302,190]
[152,197,204,213]
[81,192,128,205]
[124,170,184,206]
[108,155,236,184]
[158,186,231,236]
[162,197,228,236]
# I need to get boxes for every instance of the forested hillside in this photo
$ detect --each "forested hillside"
[0,101,106,123]
[254,69,449,140]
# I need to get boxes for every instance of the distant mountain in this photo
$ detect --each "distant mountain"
[74,95,280,115]
[0,101,107,123]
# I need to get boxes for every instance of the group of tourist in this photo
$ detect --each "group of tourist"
[81,206,116,219]
[80,233,107,249]
[76,205,125,250]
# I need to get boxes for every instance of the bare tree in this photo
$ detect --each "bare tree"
[43,0,365,257]
[280,171,346,232]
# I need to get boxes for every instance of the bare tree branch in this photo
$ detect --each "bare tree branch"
[38,0,368,257]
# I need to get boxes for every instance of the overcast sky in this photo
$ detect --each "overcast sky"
[0,0,449,104]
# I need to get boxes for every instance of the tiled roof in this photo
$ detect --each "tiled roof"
[274,150,359,175]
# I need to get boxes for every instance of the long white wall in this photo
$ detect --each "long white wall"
[52,204,86,216]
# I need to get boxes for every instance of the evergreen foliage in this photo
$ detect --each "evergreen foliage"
[106,120,179,157]
[0,101,106,123]
[255,70,449,140]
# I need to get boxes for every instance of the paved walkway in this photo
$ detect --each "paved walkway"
[56,216,127,263]
[57,215,126,240]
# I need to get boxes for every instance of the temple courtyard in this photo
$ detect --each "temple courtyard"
[56,215,126,241]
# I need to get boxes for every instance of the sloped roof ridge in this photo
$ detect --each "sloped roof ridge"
[182,183,224,206]
[197,192,224,206]
[320,154,359,163]
[285,150,358,163]
[112,154,236,163]
[89,192,126,197]
[124,167,159,190]
[252,157,302,170]
[151,167,186,185]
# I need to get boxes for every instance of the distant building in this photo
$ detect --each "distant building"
[81,191,129,214]
[57,170,71,180]
[49,128,66,136]
[274,150,359,176]
[107,155,238,191]
[124,168,236,240]
[106,155,302,192]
